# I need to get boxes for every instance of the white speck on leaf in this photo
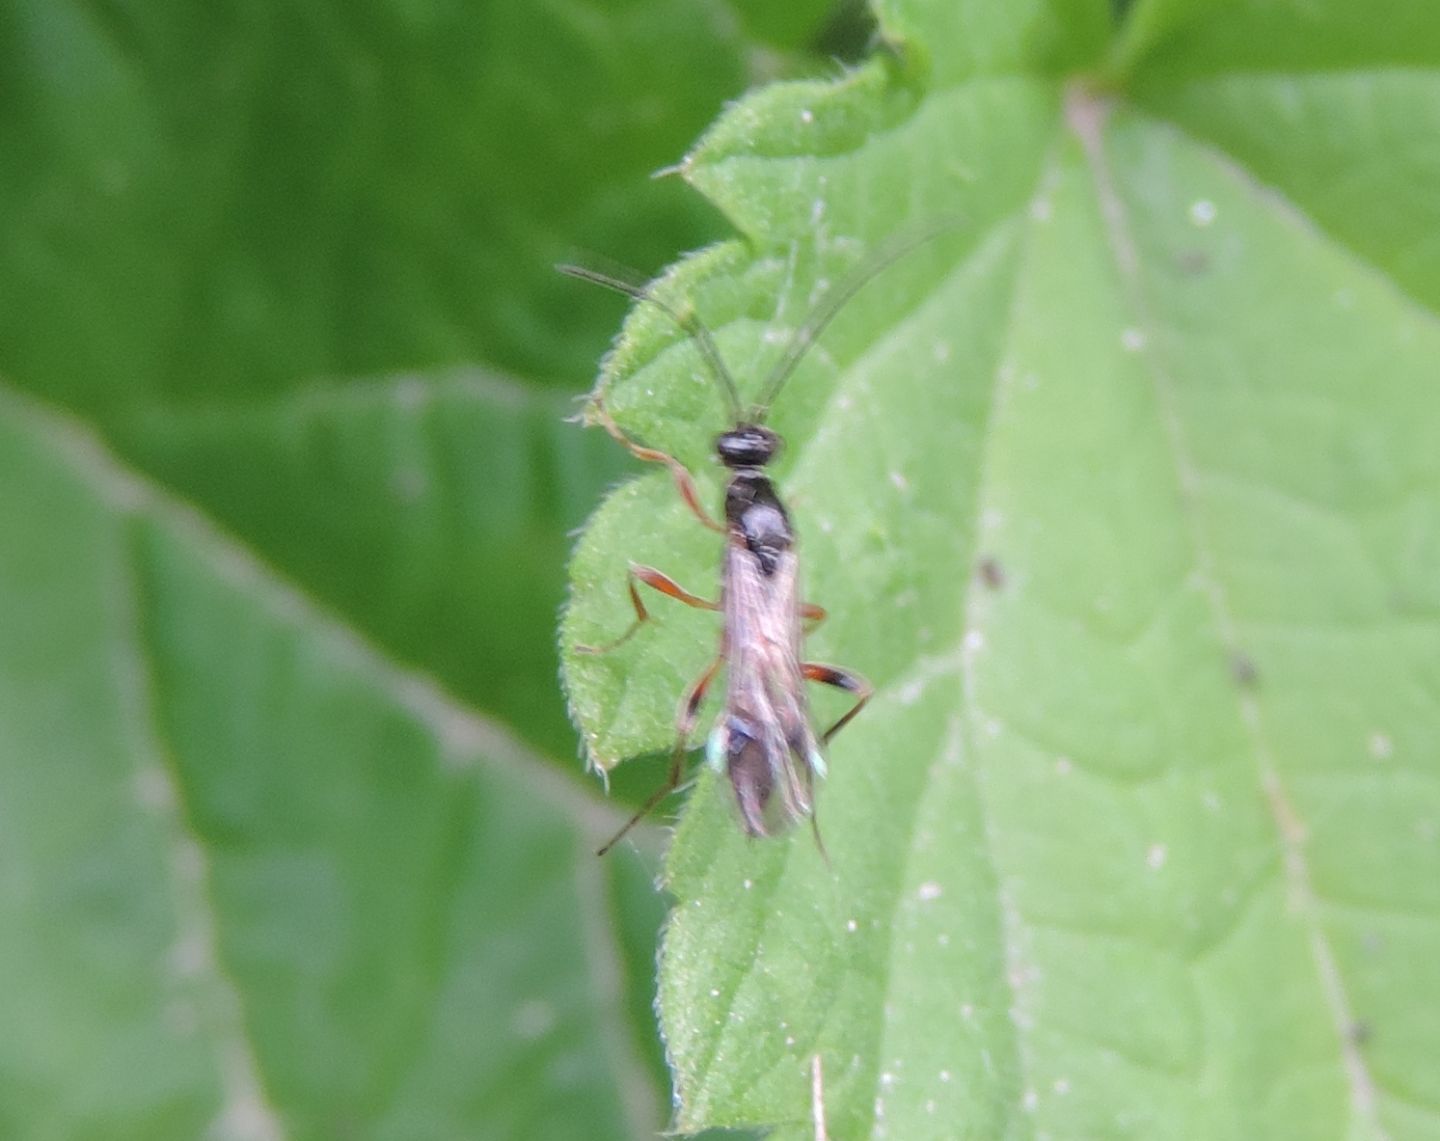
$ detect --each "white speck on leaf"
[175,839,203,883]
[512,1000,554,1041]
[392,468,425,502]
[917,881,943,902]
[1147,843,1168,870]
[1189,199,1217,226]
[169,931,208,978]
[1121,327,1146,352]
[1055,755,1073,775]
[133,766,174,811]
[800,107,815,124]
[165,998,199,1037]
[1369,731,1393,760]
[394,378,428,409]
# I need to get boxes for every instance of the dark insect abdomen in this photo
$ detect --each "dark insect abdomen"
[722,715,774,835]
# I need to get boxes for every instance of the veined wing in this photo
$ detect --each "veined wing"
[708,541,823,836]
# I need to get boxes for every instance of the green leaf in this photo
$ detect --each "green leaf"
[0,388,677,1137]
[0,0,743,406]
[726,0,846,52]
[561,1,1440,1136]
[0,0,784,1137]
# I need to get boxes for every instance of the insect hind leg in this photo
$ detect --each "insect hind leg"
[596,655,723,856]
[576,564,718,655]
[802,662,873,744]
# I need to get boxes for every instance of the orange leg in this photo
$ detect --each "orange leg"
[590,397,724,532]
[597,655,723,856]
[576,564,718,655]
[802,662,873,744]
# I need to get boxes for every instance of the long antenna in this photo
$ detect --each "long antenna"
[557,263,744,422]
[749,219,960,421]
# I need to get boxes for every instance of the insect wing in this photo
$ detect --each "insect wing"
[709,543,823,835]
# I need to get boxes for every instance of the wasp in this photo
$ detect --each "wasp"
[564,232,938,855]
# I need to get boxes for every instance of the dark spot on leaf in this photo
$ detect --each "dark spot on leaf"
[1228,651,1259,688]
[1176,249,1210,276]
[977,555,1006,590]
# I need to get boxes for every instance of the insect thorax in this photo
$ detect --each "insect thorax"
[725,470,792,576]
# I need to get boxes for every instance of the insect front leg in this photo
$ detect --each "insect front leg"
[802,662,873,744]
[576,564,718,655]
[590,397,724,532]
[597,655,723,856]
